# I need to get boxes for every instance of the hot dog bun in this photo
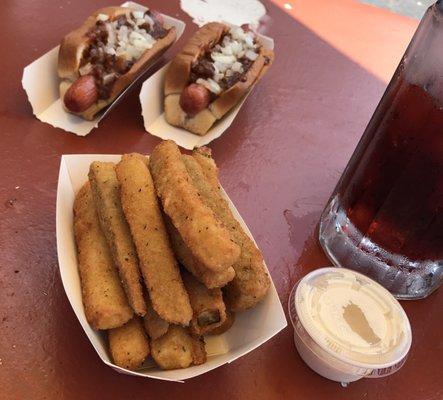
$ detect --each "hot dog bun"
[164,23,227,96]
[164,22,274,135]
[58,6,176,120]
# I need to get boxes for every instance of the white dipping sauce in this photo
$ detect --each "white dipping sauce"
[289,267,412,383]
[180,0,266,27]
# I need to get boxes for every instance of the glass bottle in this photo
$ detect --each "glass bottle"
[319,1,443,299]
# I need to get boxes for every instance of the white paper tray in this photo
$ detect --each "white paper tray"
[56,154,287,381]
[22,2,185,136]
[139,32,274,150]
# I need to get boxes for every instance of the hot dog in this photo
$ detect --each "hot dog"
[58,6,176,120]
[164,22,274,135]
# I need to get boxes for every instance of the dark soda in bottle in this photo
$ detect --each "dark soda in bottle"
[319,2,443,299]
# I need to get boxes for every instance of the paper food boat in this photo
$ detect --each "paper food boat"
[139,31,274,150]
[56,154,287,381]
[22,2,185,136]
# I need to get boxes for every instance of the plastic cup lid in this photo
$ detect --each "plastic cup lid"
[290,267,412,376]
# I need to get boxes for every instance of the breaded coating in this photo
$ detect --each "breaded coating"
[88,162,146,316]
[165,215,235,289]
[108,317,150,371]
[116,154,192,325]
[181,270,227,336]
[149,140,240,272]
[224,250,270,311]
[192,147,220,190]
[151,325,206,370]
[143,295,169,340]
[182,154,271,311]
[208,309,235,336]
[73,183,133,330]
[190,334,207,365]
[122,152,148,165]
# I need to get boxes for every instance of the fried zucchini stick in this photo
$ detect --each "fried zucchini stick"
[181,270,227,336]
[143,295,169,340]
[73,183,133,330]
[165,215,235,288]
[149,140,240,272]
[183,153,271,311]
[89,162,146,316]
[116,154,192,326]
[192,146,220,190]
[108,317,150,371]
[208,309,235,335]
[151,325,206,370]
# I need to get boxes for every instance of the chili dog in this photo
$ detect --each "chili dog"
[164,22,274,135]
[58,6,176,120]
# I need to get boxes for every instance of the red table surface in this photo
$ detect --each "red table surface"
[0,0,441,399]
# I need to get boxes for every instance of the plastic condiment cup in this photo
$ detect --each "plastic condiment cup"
[288,267,412,384]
